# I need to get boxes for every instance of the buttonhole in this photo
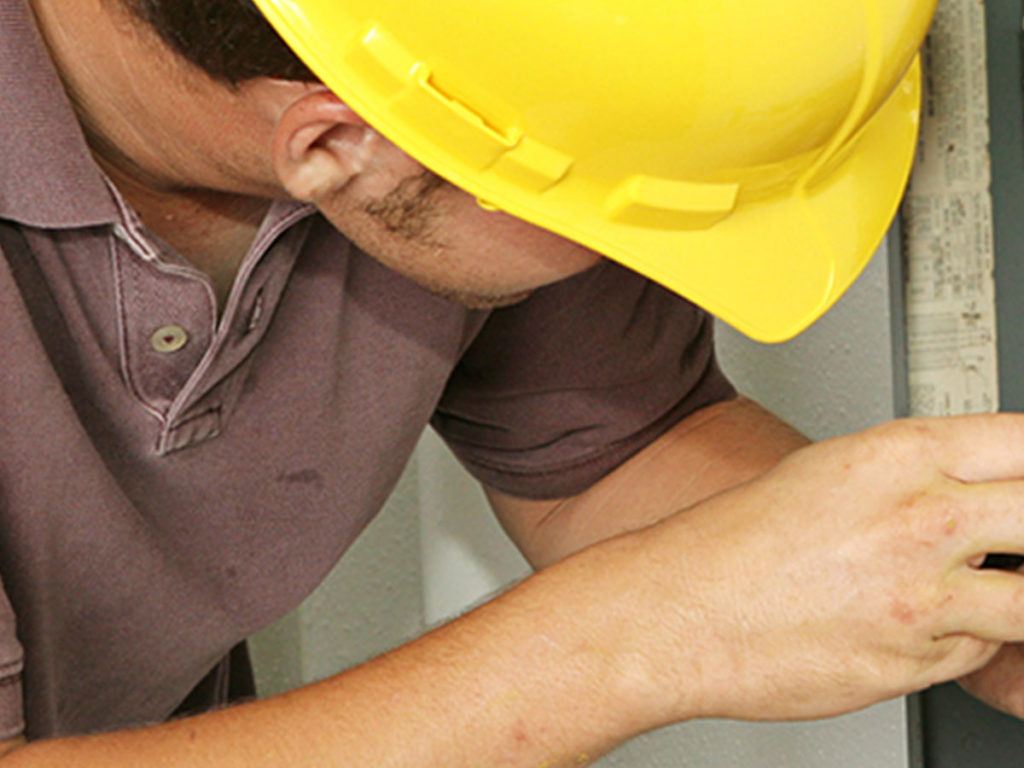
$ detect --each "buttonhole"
[245,290,266,334]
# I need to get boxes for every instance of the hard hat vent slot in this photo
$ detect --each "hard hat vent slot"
[423,73,520,148]
[345,24,522,170]
[607,176,740,231]
[387,67,521,169]
[489,138,574,193]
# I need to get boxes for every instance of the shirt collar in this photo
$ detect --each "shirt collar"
[0,0,119,229]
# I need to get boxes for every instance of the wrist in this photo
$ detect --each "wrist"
[550,524,716,730]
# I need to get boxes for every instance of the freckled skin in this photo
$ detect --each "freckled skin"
[888,600,917,627]
[511,724,528,746]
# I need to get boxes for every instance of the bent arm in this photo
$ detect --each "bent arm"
[0,398,805,767]
[8,415,1024,762]
[489,396,809,569]
[0,529,697,768]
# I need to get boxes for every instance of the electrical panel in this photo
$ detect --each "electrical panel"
[911,1,1024,764]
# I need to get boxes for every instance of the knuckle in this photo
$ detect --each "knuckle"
[884,418,941,453]
[893,487,963,547]
[891,586,953,634]
[857,419,942,475]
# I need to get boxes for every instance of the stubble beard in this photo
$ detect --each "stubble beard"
[359,170,533,310]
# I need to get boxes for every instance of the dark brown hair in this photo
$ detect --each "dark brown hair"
[122,0,317,84]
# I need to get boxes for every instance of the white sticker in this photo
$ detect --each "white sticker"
[903,0,999,417]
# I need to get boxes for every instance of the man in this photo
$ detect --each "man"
[2,1,1024,765]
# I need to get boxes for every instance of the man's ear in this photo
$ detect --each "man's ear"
[272,90,379,203]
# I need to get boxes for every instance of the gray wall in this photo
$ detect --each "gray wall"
[250,241,909,767]
[249,459,426,696]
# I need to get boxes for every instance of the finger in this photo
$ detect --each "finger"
[941,569,1024,643]
[923,412,1024,483]
[948,479,1024,563]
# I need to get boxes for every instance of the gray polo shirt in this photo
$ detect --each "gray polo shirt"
[0,0,735,741]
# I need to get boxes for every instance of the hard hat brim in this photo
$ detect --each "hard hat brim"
[605,59,922,343]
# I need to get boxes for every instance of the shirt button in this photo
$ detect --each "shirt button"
[150,324,189,354]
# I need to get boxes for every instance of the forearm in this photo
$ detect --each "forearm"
[493,397,810,569]
[10,413,1017,764]
[0,740,22,759]
[3,533,691,768]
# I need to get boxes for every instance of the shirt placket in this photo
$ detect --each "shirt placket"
[108,198,315,455]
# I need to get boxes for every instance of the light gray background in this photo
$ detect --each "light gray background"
[250,241,909,767]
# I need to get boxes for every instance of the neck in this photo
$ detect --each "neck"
[28,0,278,302]
[100,159,270,305]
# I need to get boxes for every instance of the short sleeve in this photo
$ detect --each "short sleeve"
[431,261,736,499]
[0,573,24,740]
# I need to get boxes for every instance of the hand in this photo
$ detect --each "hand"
[635,415,1024,724]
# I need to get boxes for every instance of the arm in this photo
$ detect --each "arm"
[488,396,809,569]
[9,415,1024,763]
[2,535,674,768]
[0,740,22,759]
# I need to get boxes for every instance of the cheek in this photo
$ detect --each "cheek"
[444,195,603,285]
[315,172,604,298]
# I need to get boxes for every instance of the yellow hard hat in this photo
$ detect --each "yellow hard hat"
[253,0,935,342]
